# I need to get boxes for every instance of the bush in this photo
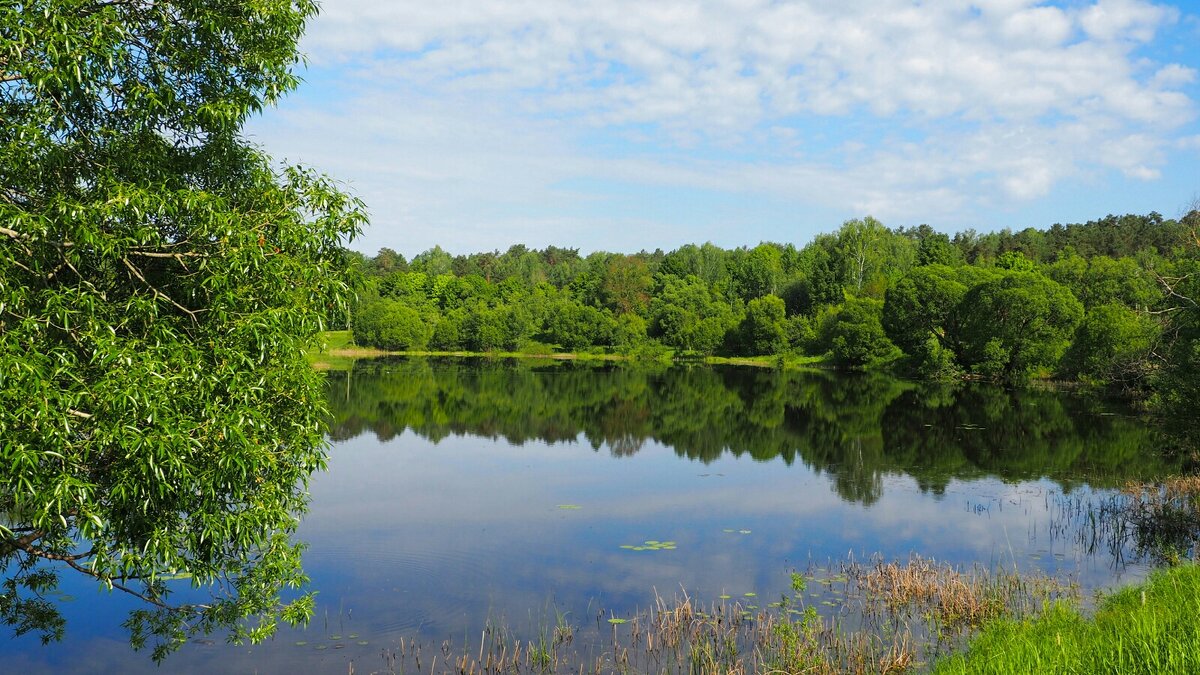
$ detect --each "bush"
[353,298,432,350]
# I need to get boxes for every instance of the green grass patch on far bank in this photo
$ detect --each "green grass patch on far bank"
[307,330,832,371]
[934,563,1200,674]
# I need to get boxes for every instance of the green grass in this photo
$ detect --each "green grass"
[305,330,373,370]
[321,330,355,351]
[934,564,1200,674]
[307,331,836,371]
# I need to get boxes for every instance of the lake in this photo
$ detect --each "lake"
[2,358,1185,673]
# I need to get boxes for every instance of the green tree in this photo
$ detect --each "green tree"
[1059,303,1159,387]
[728,243,782,301]
[0,0,364,660]
[882,265,969,356]
[836,216,889,294]
[737,295,788,355]
[1152,224,1200,416]
[915,231,962,267]
[598,255,653,315]
[955,272,1083,379]
[541,300,615,350]
[353,298,432,350]
[827,298,900,368]
[649,275,738,354]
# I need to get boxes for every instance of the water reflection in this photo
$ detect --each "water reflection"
[327,358,1181,505]
[4,358,1185,672]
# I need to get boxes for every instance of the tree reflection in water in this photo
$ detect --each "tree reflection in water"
[326,357,1186,505]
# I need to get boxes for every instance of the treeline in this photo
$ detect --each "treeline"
[343,211,1200,407]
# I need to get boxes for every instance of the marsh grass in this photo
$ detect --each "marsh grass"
[932,563,1200,674]
[1057,475,1200,565]
[364,557,1072,674]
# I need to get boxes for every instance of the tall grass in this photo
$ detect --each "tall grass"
[933,564,1200,674]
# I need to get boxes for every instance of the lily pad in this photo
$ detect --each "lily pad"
[608,618,628,625]
[620,539,677,551]
[557,504,582,510]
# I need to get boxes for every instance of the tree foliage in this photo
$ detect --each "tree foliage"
[346,206,1199,410]
[1,0,364,659]
[955,272,1083,379]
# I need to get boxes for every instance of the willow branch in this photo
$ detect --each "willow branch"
[122,257,203,321]
[63,558,180,610]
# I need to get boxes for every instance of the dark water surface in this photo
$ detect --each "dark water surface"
[3,358,1186,673]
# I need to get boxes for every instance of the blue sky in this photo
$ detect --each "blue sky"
[245,0,1200,257]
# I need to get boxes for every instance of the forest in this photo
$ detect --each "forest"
[345,211,1200,412]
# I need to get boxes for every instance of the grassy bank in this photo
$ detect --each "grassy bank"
[934,563,1200,674]
[306,331,832,371]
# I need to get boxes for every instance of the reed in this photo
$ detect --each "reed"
[362,557,1072,674]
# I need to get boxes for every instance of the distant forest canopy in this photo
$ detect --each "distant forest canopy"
[342,211,1200,409]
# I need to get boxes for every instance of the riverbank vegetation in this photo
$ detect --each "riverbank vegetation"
[934,563,1200,675]
[342,210,1200,415]
[369,561,1195,675]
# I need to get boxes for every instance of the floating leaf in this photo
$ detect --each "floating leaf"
[608,618,627,625]
[744,592,757,597]
[621,539,677,551]
[557,504,582,510]
[294,641,308,646]
[719,594,731,600]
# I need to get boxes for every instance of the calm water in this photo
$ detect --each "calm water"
[3,358,1186,673]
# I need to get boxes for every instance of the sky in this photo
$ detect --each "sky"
[244,0,1200,257]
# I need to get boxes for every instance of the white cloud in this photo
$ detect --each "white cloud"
[303,0,1191,128]
[249,1,1200,252]
[1079,0,1177,41]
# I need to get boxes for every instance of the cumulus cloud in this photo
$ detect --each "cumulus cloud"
[250,0,1200,252]
[305,0,1190,126]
